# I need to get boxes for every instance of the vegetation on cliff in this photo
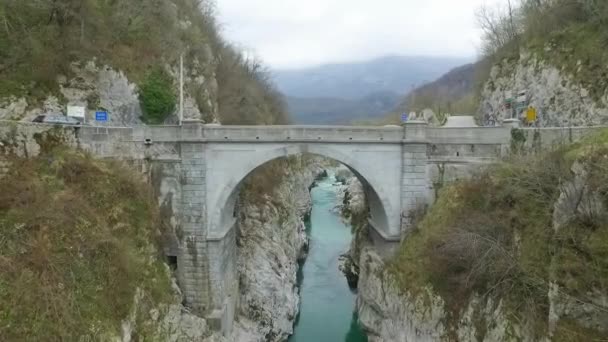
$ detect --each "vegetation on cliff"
[139,67,177,124]
[479,0,608,104]
[388,130,608,340]
[0,2,291,340]
[0,142,171,341]
[0,0,287,125]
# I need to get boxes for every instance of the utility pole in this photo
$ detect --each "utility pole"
[179,53,184,126]
[410,84,416,117]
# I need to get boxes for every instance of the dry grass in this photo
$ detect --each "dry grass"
[0,148,171,341]
[387,129,608,338]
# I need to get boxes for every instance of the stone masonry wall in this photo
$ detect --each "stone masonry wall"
[177,143,211,315]
[400,143,430,237]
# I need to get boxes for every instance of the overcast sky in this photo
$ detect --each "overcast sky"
[216,0,504,69]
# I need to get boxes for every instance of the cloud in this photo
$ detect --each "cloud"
[217,0,503,69]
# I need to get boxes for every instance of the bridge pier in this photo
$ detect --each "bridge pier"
[205,223,238,336]
[400,121,433,237]
[177,138,237,335]
[177,142,210,315]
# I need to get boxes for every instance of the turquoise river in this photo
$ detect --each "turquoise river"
[289,173,368,342]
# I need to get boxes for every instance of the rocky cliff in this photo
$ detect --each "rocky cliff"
[356,247,534,342]
[0,60,215,125]
[336,173,366,289]
[480,51,608,127]
[231,158,326,341]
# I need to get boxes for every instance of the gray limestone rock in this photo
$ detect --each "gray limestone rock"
[480,51,608,127]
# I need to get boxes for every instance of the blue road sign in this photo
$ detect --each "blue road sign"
[401,113,408,123]
[95,111,108,122]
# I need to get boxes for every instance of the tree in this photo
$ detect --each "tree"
[476,2,521,56]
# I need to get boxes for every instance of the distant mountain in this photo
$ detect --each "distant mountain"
[273,55,472,124]
[286,91,401,125]
[274,55,472,100]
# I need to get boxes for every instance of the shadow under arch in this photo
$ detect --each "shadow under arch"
[209,144,393,239]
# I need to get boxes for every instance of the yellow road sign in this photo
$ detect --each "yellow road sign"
[526,107,537,122]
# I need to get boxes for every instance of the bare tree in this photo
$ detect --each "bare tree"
[477,4,514,55]
[580,0,608,24]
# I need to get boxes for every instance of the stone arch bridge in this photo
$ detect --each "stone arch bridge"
[1,120,600,334]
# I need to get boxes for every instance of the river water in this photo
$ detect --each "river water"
[289,174,368,342]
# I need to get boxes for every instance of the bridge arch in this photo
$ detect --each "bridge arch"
[207,143,393,239]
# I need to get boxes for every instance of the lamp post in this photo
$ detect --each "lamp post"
[179,52,184,126]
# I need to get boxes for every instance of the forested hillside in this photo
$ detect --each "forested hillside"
[0,0,287,125]
[385,62,483,123]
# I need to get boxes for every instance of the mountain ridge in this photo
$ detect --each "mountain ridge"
[285,90,401,125]
[274,55,472,100]
[274,55,472,124]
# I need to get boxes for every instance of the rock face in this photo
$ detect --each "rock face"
[356,248,533,342]
[0,60,218,125]
[58,62,145,126]
[548,161,608,336]
[117,275,228,342]
[335,173,366,289]
[479,51,608,126]
[232,159,325,342]
[335,174,366,217]
[357,247,445,342]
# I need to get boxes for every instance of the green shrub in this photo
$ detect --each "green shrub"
[139,67,176,124]
[510,128,527,154]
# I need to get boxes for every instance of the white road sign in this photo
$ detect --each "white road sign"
[67,105,86,119]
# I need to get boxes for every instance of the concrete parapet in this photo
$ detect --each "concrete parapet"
[198,125,405,143]
[403,120,427,141]
[502,118,521,128]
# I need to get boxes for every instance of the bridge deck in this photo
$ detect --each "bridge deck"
[1,120,605,147]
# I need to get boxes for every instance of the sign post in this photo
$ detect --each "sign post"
[401,113,408,123]
[67,105,86,124]
[95,111,109,122]
[526,107,537,124]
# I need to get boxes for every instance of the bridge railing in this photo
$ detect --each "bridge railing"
[183,124,406,142]
[426,126,511,145]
